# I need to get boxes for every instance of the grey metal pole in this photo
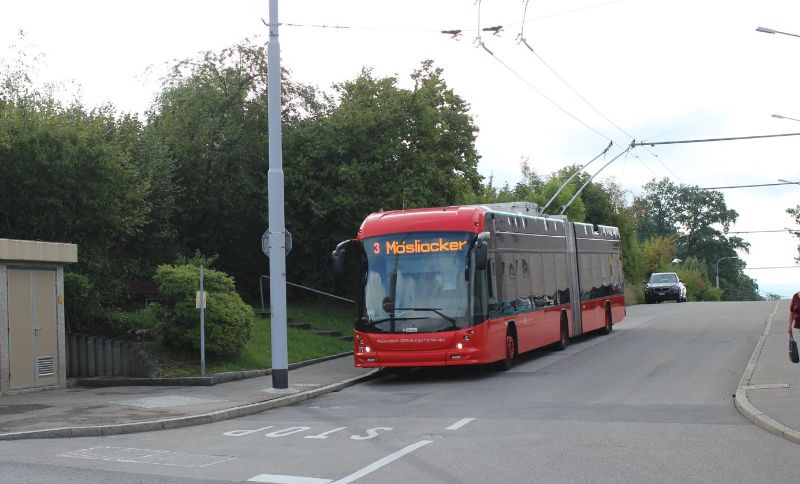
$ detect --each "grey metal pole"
[716,256,738,289]
[199,264,206,376]
[267,0,289,390]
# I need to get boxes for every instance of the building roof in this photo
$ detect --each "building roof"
[0,239,78,263]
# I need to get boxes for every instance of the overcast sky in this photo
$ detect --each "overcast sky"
[3,0,799,296]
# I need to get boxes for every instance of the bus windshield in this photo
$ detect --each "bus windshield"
[358,232,474,334]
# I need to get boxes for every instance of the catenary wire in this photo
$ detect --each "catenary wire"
[643,111,734,142]
[632,132,800,146]
[728,229,794,233]
[700,182,799,190]
[472,1,614,143]
[276,0,688,184]
[515,1,681,182]
[278,0,626,32]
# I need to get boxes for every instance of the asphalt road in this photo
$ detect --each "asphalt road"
[1,301,797,483]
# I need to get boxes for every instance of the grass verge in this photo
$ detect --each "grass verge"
[144,303,355,377]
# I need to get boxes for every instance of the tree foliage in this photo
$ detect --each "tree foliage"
[789,205,800,263]
[283,61,481,288]
[631,178,758,301]
[145,40,327,297]
[0,65,175,304]
[3,33,770,336]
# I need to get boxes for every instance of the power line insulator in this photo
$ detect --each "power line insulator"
[482,25,503,35]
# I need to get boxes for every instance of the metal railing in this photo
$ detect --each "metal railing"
[258,275,354,313]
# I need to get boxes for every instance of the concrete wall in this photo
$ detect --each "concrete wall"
[67,333,158,378]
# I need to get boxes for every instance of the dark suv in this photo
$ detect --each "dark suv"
[644,272,686,303]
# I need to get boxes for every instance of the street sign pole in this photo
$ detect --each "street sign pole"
[199,264,206,376]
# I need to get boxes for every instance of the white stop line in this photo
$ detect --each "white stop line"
[247,416,477,483]
[248,440,432,484]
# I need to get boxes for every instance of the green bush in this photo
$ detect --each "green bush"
[152,264,255,356]
[105,307,161,341]
[702,285,723,301]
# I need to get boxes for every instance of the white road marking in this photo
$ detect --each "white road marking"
[305,427,348,439]
[446,418,476,430]
[331,440,433,484]
[248,474,332,484]
[266,426,312,438]
[350,427,393,440]
[60,446,233,468]
[224,426,274,437]
[745,383,790,390]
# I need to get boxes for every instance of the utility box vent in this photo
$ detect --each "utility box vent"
[37,357,55,376]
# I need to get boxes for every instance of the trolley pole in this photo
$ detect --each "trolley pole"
[266,0,289,390]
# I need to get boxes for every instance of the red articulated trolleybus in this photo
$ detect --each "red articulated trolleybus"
[332,202,625,370]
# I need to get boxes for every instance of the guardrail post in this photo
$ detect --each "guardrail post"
[104,338,113,376]
[95,337,105,376]
[78,334,88,377]
[112,341,122,376]
[121,343,130,376]
[86,336,96,377]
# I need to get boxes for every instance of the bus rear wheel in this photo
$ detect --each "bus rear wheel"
[602,307,613,334]
[555,315,569,351]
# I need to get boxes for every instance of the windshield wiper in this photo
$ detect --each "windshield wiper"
[393,307,458,326]
[363,316,426,328]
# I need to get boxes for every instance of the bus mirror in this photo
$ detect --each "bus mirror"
[332,250,345,275]
[332,239,356,275]
[475,241,488,270]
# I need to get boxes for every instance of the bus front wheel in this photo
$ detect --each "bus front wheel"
[496,331,516,371]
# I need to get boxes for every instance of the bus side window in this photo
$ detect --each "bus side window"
[472,261,487,324]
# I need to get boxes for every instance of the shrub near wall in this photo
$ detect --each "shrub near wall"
[153,264,255,356]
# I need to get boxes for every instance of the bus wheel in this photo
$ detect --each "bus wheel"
[602,307,613,335]
[496,331,516,371]
[555,315,569,351]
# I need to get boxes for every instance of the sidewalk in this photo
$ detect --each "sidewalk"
[0,354,378,441]
[735,299,800,444]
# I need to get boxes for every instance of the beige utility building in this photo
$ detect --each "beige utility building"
[0,239,77,395]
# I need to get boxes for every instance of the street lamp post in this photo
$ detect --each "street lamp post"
[756,26,800,38]
[772,114,800,123]
[716,256,739,289]
[266,0,290,391]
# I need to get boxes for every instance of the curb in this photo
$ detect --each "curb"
[0,359,379,441]
[71,351,354,387]
[734,301,800,445]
